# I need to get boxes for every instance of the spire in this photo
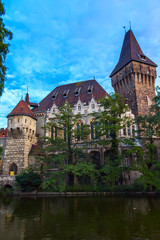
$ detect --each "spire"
[7,100,37,120]
[110,29,157,77]
[25,93,29,104]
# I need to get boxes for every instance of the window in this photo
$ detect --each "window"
[63,89,69,98]
[77,123,80,141]
[128,125,130,136]
[91,103,95,109]
[51,126,53,139]
[87,85,93,94]
[52,91,59,100]
[78,104,81,111]
[77,122,84,141]
[64,126,66,141]
[123,128,126,136]
[91,122,94,140]
[25,119,27,123]
[75,87,81,96]
[132,125,135,136]
[90,122,99,140]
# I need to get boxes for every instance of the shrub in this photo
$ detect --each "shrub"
[16,170,42,192]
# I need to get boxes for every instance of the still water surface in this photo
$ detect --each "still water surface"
[0,196,160,240]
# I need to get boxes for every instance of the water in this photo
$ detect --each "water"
[0,196,160,240]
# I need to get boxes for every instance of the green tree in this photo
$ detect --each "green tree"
[16,170,42,192]
[133,88,160,191]
[151,86,160,117]
[38,102,94,186]
[93,93,135,186]
[94,92,134,164]
[0,1,13,96]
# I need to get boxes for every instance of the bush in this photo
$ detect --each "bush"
[16,170,42,192]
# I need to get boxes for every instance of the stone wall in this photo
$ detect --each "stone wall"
[111,61,157,116]
[0,175,15,187]
[3,127,37,175]
[3,130,25,175]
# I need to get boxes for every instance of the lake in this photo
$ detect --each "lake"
[0,196,160,240]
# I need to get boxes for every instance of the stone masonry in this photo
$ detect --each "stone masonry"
[111,61,157,116]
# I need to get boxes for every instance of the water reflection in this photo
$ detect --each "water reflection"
[0,196,160,240]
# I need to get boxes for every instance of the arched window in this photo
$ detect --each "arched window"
[77,123,80,141]
[128,125,131,136]
[9,163,18,175]
[91,122,94,140]
[77,122,84,141]
[132,125,135,136]
[78,104,81,111]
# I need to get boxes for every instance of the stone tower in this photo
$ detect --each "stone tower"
[3,99,37,175]
[110,30,157,116]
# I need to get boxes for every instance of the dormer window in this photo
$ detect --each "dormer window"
[63,89,69,98]
[75,87,81,96]
[140,55,146,60]
[137,53,146,61]
[87,85,93,94]
[52,91,59,100]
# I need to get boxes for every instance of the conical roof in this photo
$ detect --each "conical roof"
[110,30,157,77]
[7,100,37,120]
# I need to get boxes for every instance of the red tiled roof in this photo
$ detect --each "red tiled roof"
[110,30,157,77]
[7,100,37,120]
[32,79,107,113]
[0,128,7,137]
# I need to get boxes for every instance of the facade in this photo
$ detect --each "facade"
[0,29,158,178]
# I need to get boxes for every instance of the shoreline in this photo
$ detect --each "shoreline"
[2,191,160,197]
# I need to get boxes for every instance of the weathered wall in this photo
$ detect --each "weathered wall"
[3,114,37,175]
[111,61,157,116]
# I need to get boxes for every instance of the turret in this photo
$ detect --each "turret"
[110,29,157,116]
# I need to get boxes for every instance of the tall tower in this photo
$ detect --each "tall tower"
[3,100,37,175]
[110,30,157,116]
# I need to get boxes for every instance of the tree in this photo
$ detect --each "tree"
[38,102,93,186]
[151,86,160,117]
[133,88,160,191]
[94,92,134,164]
[16,169,42,192]
[92,93,135,186]
[0,1,13,96]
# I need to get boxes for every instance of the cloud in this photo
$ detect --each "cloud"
[1,0,159,129]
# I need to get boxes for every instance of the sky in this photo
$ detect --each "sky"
[0,0,160,127]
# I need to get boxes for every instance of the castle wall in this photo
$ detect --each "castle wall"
[111,61,157,116]
[3,115,37,175]
[3,131,25,175]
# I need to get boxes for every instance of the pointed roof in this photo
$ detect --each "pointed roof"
[7,100,37,120]
[25,92,29,103]
[110,30,157,77]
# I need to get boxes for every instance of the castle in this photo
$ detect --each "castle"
[0,29,159,179]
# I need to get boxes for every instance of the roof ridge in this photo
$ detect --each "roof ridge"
[55,79,96,88]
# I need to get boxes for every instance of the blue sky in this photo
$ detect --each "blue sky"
[0,0,160,127]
